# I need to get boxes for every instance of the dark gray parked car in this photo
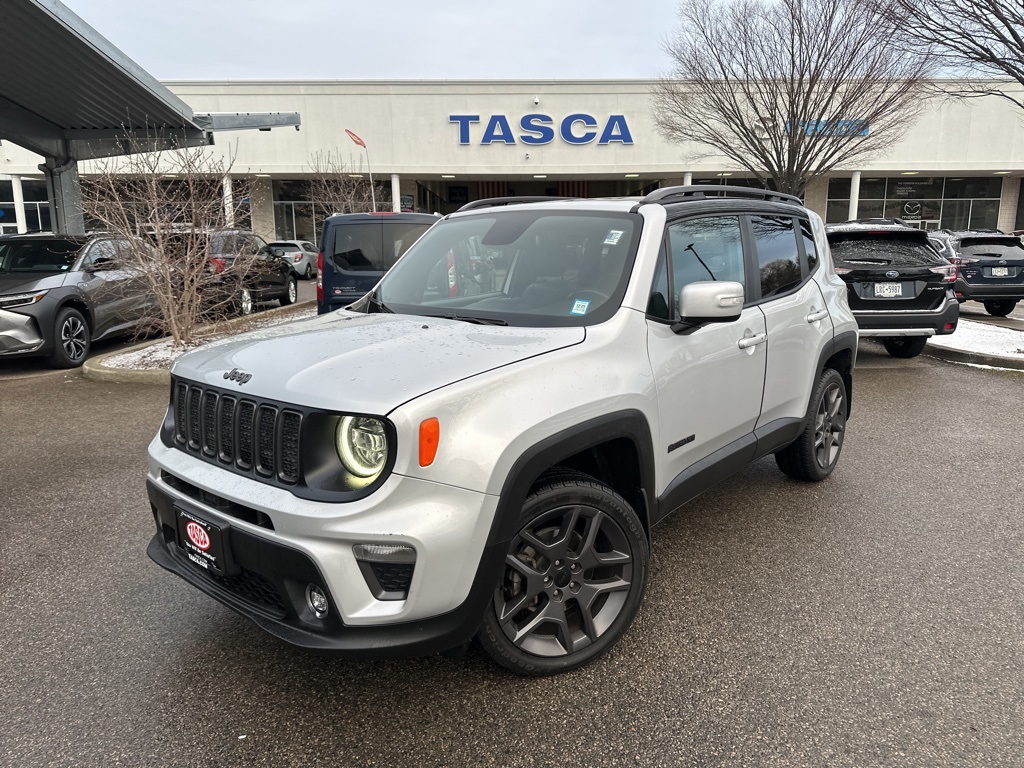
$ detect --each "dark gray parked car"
[928,229,1024,316]
[0,232,156,368]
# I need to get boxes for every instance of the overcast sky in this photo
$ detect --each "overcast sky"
[61,0,682,81]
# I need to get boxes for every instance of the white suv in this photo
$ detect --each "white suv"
[145,187,858,675]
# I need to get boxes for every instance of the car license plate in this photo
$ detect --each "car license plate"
[992,266,1010,277]
[874,282,902,298]
[176,507,228,575]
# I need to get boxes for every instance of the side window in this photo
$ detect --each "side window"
[667,216,745,317]
[647,239,670,320]
[799,219,819,274]
[751,216,801,298]
[82,240,117,267]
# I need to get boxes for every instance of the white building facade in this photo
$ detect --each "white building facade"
[2,78,1023,242]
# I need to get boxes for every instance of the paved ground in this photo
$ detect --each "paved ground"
[1,341,1022,767]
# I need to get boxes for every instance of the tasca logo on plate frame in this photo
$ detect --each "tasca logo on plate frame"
[185,521,211,551]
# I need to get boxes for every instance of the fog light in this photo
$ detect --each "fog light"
[353,543,416,564]
[306,584,329,618]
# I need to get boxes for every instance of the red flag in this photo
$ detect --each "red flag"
[345,129,366,148]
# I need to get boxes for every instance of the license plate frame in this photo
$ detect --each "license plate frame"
[175,506,230,576]
[991,266,1010,277]
[873,282,903,298]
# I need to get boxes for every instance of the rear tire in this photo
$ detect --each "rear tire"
[983,299,1017,317]
[48,307,90,369]
[478,472,649,676]
[304,264,314,280]
[882,336,928,358]
[236,287,253,316]
[775,368,847,482]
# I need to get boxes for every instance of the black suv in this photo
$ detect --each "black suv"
[0,232,158,367]
[316,212,438,314]
[200,230,300,315]
[825,220,958,358]
[927,230,1024,317]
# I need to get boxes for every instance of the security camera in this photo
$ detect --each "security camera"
[533,96,540,105]
[525,152,530,159]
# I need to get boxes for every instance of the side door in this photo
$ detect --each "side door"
[752,216,833,431]
[75,240,133,337]
[647,214,767,490]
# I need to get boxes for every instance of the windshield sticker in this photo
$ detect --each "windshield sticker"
[570,299,591,316]
[603,230,625,246]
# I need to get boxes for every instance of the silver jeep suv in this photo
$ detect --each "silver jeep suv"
[145,187,858,675]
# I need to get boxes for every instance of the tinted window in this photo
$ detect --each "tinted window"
[332,221,433,272]
[958,237,1024,259]
[270,242,302,252]
[751,216,801,297]
[828,233,946,267]
[647,240,670,320]
[667,217,745,305]
[0,239,83,272]
[800,219,819,273]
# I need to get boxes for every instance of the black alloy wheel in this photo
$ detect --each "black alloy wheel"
[775,368,847,482]
[478,472,648,675]
[984,299,1017,317]
[882,336,929,358]
[48,307,91,369]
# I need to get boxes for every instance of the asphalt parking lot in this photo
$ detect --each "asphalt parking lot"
[1,338,1023,767]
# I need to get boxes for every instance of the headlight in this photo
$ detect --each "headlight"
[0,290,48,310]
[336,416,388,478]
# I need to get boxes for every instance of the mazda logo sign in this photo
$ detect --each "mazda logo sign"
[186,521,211,551]
[885,270,900,278]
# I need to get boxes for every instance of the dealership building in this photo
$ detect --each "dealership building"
[2,78,1023,242]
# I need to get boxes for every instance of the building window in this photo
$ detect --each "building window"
[826,176,1002,230]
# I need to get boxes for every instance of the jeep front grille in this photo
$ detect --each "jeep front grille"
[172,381,303,486]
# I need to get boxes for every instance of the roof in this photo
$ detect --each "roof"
[0,1,299,161]
[825,220,924,236]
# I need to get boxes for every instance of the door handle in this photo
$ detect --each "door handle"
[737,332,767,349]
[806,308,829,323]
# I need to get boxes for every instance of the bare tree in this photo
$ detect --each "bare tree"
[879,0,1024,109]
[307,148,387,218]
[81,140,255,347]
[652,0,936,195]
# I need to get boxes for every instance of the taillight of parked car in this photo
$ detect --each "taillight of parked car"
[210,258,227,274]
[293,254,302,263]
[929,264,957,283]
[316,252,323,302]
[834,266,852,275]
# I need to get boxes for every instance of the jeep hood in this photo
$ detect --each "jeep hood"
[171,312,585,413]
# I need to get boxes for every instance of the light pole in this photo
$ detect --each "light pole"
[345,129,376,212]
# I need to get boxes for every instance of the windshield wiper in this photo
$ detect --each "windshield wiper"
[431,313,508,326]
[366,291,393,314]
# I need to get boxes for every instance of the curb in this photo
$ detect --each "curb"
[82,300,315,386]
[924,343,1024,371]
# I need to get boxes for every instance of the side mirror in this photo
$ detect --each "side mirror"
[84,256,117,273]
[672,281,744,334]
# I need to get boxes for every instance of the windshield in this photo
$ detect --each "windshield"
[374,210,641,327]
[0,239,83,273]
[332,221,433,272]
[827,233,946,267]
[959,237,1024,260]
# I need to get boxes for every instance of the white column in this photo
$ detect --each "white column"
[11,174,28,233]
[390,174,401,213]
[848,171,861,220]
[222,174,234,226]
[683,172,693,186]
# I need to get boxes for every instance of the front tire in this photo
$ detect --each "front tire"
[280,276,298,306]
[984,299,1017,317]
[775,368,847,482]
[882,336,928,358]
[48,307,90,369]
[478,473,649,676]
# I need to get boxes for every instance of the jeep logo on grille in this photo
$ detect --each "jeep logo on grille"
[885,270,900,278]
[223,368,252,385]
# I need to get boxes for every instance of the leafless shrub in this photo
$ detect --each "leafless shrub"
[307,148,388,220]
[652,0,936,195]
[81,141,255,347]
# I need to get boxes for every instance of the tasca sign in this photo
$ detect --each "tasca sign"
[449,113,634,145]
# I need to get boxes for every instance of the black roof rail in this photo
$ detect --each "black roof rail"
[458,196,576,212]
[639,185,803,207]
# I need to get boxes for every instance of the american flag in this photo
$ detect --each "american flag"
[478,181,509,199]
[558,180,590,198]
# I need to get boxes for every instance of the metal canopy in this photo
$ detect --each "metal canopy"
[0,0,300,233]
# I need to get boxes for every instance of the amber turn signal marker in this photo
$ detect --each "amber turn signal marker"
[419,418,440,466]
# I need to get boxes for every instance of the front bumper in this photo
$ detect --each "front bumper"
[0,306,47,357]
[853,296,959,337]
[146,442,507,658]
